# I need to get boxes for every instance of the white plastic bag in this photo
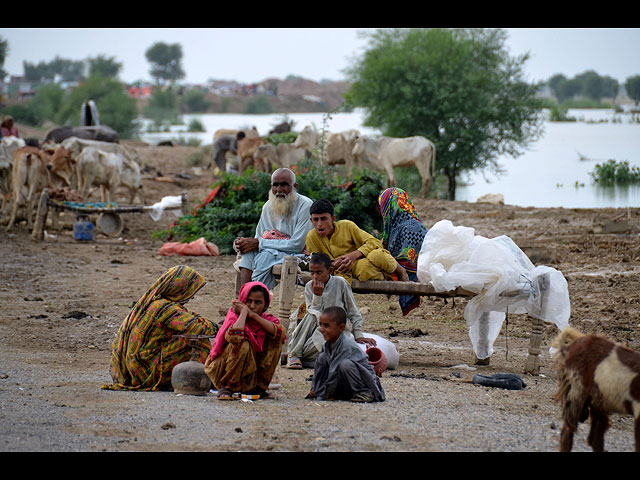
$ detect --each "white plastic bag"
[417,220,571,359]
[147,195,184,222]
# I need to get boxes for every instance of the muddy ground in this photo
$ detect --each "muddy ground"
[1,142,639,452]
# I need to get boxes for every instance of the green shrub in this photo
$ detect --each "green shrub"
[590,159,640,184]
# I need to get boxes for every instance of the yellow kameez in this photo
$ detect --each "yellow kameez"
[305,219,398,284]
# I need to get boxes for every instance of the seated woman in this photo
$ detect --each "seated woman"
[378,187,429,316]
[102,265,218,391]
[205,281,286,400]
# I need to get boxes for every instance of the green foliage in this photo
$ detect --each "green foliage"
[145,42,185,86]
[548,104,576,122]
[548,70,620,103]
[590,160,640,185]
[187,118,205,132]
[265,130,298,145]
[159,157,387,253]
[87,55,122,78]
[243,95,275,114]
[625,75,640,106]
[1,83,66,126]
[345,28,545,200]
[143,87,180,126]
[182,89,211,113]
[57,74,138,138]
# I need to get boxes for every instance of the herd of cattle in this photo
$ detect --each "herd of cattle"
[212,124,437,197]
[0,133,144,232]
[0,122,437,232]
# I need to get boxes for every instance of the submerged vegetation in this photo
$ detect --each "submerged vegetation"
[590,160,640,185]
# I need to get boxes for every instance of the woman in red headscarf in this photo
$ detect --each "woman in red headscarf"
[205,281,286,400]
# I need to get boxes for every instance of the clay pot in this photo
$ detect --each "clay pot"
[366,347,388,377]
[171,360,212,396]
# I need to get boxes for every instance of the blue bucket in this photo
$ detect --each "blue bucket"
[73,215,94,242]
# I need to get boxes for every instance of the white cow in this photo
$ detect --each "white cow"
[76,147,144,204]
[352,134,436,197]
[293,125,331,161]
[60,136,142,167]
[0,137,26,211]
[253,143,308,171]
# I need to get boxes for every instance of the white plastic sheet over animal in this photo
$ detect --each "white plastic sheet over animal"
[417,220,570,359]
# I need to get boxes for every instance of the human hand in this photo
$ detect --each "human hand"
[356,337,377,347]
[332,251,362,273]
[232,299,248,315]
[311,278,325,296]
[234,237,259,254]
[305,389,316,399]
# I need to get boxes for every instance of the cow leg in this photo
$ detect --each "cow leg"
[6,192,19,231]
[587,408,609,452]
[635,415,640,452]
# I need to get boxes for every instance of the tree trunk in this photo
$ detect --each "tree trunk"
[446,171,457,201]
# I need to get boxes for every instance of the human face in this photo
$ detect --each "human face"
[318,313,345,344]
[245,291,267,315]
[271,171,296,199]
[310,212,336,237]
[309,262,331,284]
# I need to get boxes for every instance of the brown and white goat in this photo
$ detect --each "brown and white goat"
[551,327,640,452]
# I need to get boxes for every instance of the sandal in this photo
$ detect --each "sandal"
[286,356,302,369]
[217,388,235,401]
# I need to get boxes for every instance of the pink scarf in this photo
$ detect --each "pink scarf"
[209,281,280,359]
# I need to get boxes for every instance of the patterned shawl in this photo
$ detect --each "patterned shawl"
[378,187,428,315]
[103,265,217,391]
[209,281,281,359]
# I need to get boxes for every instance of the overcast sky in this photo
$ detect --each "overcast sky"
[2,28,639,85]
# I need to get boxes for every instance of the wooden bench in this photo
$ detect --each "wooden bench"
[236,256,550,375]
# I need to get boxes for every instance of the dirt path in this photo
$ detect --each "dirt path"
[1,143,639,452]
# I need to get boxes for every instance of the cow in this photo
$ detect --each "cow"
[1,137,27,211]
[76,147,144,204]
[253,143,307,171]
[326,129,361,177]
[237,136,268,173]
[293,125,331,161]
[268,121,293,135]
[60,136,142,167]
[5,147,50,231]
[44,125,119,144]
[352,134,436,197]
[213,126,259,143]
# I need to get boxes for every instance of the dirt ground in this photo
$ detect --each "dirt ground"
[1,141,639,452]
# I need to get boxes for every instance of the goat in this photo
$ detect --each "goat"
[551,327,640,452]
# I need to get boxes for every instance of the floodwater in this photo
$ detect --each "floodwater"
[137,108,640,209]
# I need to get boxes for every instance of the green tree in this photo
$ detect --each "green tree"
[345,28,545,200]
[145,42,185,86]
[625,75,640,106]
[182,88,211,113]
[24,56,85,82]
[0,36,8,79]
[87,54,122,78]
[57,75,137,138]
[143,87,180,125]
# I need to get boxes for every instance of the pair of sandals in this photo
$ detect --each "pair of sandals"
[286,356,302,370]
[217,387,275,401]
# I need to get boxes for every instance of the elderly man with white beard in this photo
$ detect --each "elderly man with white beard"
[234,168,314,290]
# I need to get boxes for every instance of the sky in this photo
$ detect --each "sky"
[2,28,639,86]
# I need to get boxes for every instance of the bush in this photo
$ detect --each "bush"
[159,157,387,253]
[590,160,640,184]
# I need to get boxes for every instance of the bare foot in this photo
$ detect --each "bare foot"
[394,264,410,282]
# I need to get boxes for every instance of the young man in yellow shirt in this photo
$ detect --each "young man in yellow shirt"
[305,199,409,284]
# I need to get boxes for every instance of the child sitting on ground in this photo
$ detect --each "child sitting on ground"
[306,306,385,403]
[205,281,286,400]
[286,252,377,369]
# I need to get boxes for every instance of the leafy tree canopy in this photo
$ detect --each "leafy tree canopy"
[145,42,185,86]
[345,28,545,200]
[625,75,640,106]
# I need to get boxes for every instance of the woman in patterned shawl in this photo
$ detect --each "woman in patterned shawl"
[102,265,218,391]
[378,187,429,316]
[205,281,286,400]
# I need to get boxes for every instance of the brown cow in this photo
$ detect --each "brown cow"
[237,136,267,174]
[5,146,76,231]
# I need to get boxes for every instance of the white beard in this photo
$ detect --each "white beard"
[268,190,297,222]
